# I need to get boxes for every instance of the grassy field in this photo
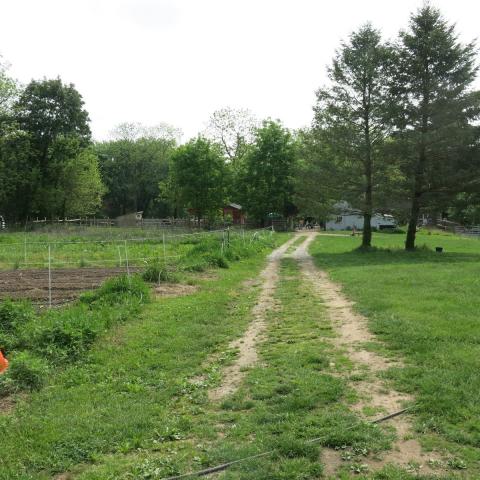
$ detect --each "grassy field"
[0,232,289,479]
[2,229,479,479]
[310,230,480,475]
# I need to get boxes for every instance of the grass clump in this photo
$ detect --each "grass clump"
[81,274,150,305]
[142,262,180,283]
[0,351,50,392]
[0,299,35,333]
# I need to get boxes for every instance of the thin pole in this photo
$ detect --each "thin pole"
[160,232,167,284]
[162,232,167,268]
[117,245,122,267]
[124,240,130,279]
[24,236,27,265]
[48,244,52,308]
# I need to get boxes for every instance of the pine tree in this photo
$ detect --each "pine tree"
[314,24,392,247]
[392,5,480,250]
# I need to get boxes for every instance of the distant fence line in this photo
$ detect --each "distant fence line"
[454,225,480,237]
[7,216,289,232]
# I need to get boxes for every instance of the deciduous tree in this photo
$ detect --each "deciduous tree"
[168,137,226,223]
[241,120,297,225]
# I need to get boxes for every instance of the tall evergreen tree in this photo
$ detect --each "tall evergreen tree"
[392,5,480,249]
[314,24,392,247]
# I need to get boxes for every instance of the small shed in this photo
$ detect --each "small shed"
[116,211,143,227]
[223,203,245,225]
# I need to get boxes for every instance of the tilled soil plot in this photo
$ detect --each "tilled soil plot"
[0,267,138,306]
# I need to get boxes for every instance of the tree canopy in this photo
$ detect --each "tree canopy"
[167,137,227,223]
[241,120,297,224]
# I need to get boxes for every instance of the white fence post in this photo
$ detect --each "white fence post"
[162,232,167,268]
[117,245,122,267]
[124,240,130,279]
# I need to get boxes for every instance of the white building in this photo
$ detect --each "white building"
[325,202,396,231]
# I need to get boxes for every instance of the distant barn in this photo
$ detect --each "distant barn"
[223,203,245,225]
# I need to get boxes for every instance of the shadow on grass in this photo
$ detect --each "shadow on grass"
[311,247,480,269]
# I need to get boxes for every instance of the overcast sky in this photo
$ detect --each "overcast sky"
[1,0,479,141]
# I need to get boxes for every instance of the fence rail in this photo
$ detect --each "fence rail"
[454,226,480,237]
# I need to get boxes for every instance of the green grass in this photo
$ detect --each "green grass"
[0,233,289,479]
[194,259,393,480]
[0,227,268,270]
[310,231,480,474]
[62,257,395,480]
[3,229,477,479]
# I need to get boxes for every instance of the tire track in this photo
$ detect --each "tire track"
[292,232,442,477]
[208,235,301,402]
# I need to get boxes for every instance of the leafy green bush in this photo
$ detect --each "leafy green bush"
[81,275,150,305]
[4,351,49,391]
[0,300,35,332]
[142,262,180,283]
[179,232,275,273]
[21,306,99,362]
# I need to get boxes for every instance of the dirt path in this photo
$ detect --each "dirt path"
[292,232,441,477]
[209,235,299,401]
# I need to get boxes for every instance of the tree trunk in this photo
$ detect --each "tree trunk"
[406,125,428,249]
[362,160,373,248]
[362,213,372,247]
[362,102,373,248]
[405,148,425,250]
[406,63,429,250]
[405,193,421,250]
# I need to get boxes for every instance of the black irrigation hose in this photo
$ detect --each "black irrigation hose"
[162,406,414,480]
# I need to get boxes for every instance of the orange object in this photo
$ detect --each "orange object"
[0,351,8,374]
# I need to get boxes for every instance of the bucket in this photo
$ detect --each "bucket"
[0,351,8,374]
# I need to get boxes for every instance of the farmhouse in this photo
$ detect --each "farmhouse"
[326,202,396,231]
